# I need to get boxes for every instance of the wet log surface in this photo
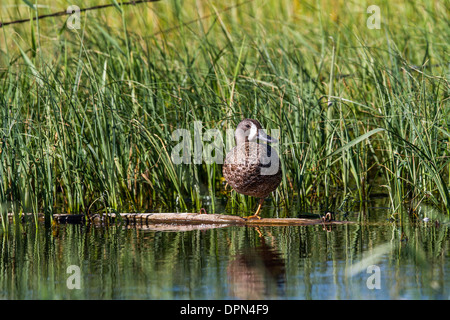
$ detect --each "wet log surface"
[7,212,353,228]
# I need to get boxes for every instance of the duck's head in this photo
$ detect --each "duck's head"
[234,118,277,145]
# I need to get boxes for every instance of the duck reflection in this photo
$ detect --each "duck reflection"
[227,227,286,299]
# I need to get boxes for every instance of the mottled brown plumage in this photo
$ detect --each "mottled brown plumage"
[223,119,282,219]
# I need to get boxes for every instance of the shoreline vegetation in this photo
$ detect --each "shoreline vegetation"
[0,0,448,225]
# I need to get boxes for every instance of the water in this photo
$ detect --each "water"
[1,210,449,299]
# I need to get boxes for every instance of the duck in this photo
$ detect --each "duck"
[223,119,282,219]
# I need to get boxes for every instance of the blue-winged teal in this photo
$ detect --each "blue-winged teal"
[223,119,282,219]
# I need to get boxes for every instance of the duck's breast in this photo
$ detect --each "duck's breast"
[223,142,281,197]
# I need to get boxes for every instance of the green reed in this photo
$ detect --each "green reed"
[0,0,448,223]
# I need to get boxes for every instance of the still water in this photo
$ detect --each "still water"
[1,209,449,300]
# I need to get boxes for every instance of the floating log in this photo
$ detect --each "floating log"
[3,212,353,228]
[42,212,352,227]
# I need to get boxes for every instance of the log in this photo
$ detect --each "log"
[4,212,352,227]
[24,213,351,227]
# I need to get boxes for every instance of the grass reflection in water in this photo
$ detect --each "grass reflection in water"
[0,217,448,299]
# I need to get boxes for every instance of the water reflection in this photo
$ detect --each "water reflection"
[0,214,449,299]
[227,228,286,299]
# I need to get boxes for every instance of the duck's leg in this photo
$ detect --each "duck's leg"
[246,198,264,220]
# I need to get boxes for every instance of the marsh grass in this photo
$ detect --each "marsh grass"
[0,0,448,223]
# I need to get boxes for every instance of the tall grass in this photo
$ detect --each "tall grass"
[0,0,448,222]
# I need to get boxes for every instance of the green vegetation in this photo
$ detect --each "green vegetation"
[0,0,448,223]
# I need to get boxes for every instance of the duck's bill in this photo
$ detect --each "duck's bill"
[257,130,278,143]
